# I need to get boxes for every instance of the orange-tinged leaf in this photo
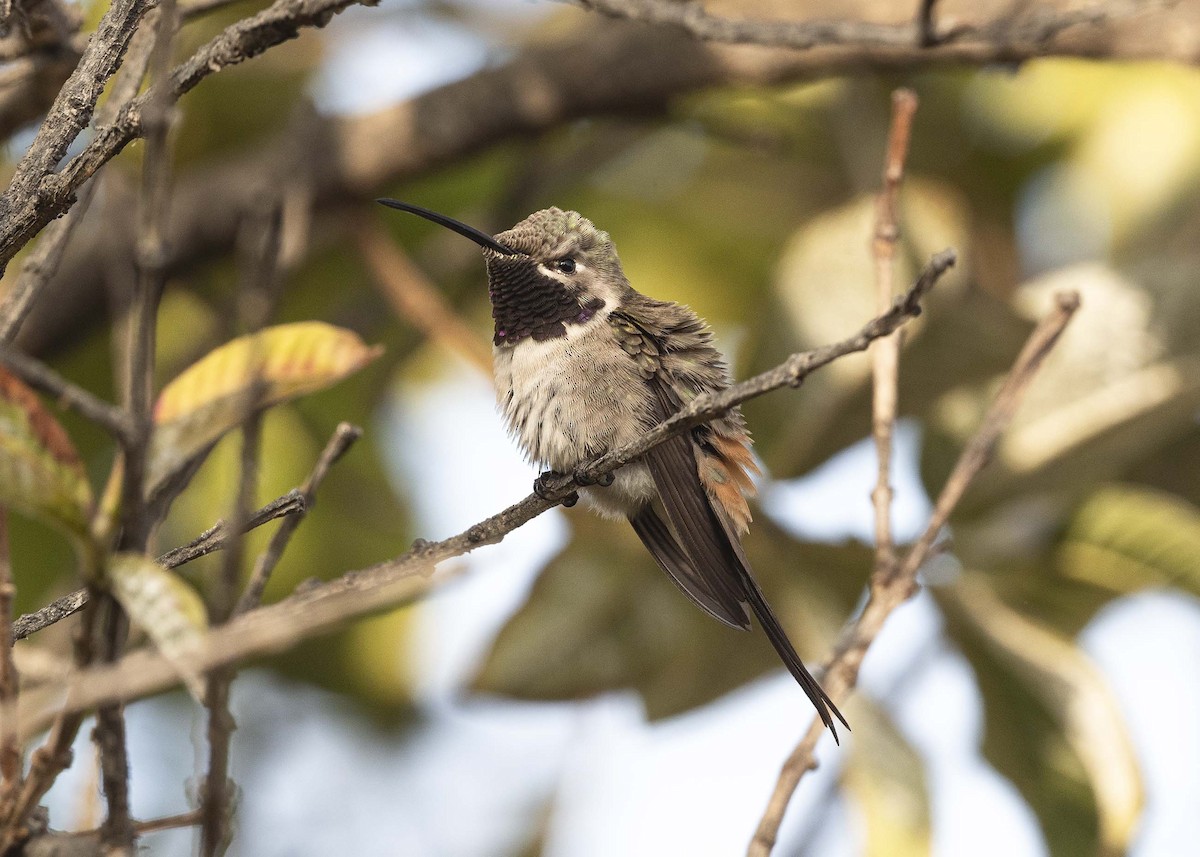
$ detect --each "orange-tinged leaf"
[108,553,208,698]
[0,367,93,534]
[148,322,383,491]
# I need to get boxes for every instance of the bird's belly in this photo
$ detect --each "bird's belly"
[494,326,651,476]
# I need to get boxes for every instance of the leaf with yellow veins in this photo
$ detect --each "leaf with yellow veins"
[0,367,93,535]
[148,322,383,492]
[108,553,209,699]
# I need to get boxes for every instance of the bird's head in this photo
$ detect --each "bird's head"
[378,200,629,344]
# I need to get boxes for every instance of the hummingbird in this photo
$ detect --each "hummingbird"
[379,199,848,739]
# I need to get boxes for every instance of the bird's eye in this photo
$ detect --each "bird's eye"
[553,258,577,274]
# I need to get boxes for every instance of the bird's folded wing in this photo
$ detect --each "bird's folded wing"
[630,504,750,630]
[642,376,847,736]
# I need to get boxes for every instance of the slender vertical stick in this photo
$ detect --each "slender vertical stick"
[917,0,939,46]
[201,197,287,857]
[96,1,181,846]
[0,509,19,792]
[868,89,918,582]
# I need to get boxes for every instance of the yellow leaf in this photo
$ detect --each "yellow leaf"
[843,700,931,857]
[0,368,93,535]
[1058,485,1200,595]
[148,322,382,492]
[108,553,208,699]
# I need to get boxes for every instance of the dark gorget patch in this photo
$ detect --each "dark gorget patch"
[487,257,604,346]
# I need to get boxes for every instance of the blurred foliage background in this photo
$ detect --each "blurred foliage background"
[3,0,1200,854]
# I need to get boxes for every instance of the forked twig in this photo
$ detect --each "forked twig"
[747,292,1080,856]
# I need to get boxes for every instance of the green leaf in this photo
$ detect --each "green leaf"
[1057,484,1200,596]
[0,367,93,535]
[109,553,209,698]
[148,321,383,493]
[936,574,1142,857]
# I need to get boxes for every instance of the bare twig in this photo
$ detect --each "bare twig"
[357,219,493,377]
[160,491,306,571]
[12,492,307,642]
[747,292,1081,857]
[0,0,375,272]
[89,7,182,844]
[134,809,202,834]
[892,293,1080,583]
[917,0,939,47]
[868,89,918,577]
[199,191,301,857]
[199,672,235,857]
[0,509,19,793]
[0,573,101,850]
[15,254,955,735]
[575,0,1164,51]
[0,0,151,229]
[0,4,164,346]
[180,0,247,20]
[200,200,279,857]
[235,423,362,614]
[90,603,131,846]
[11,589,87,643]
[118,0,178,552]
[0,344,134,442]
[0,181,98,346]
[198,437,253,857]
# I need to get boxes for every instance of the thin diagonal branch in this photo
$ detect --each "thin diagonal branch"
[0,344,134,442]
[235,422,362,614]
[0,0,374,271]
[0,3,164,346]
[15,251,955,738]
[0,0,151,217]
[12,491,307,642]
[746,291,1081,857]
[563,249,955,493]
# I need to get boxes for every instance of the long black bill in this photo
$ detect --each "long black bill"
[376,199,517,256]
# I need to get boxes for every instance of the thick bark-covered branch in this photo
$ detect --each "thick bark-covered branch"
[16,1,1200,353]
[576,0,1170,51]
[0,0,376,277]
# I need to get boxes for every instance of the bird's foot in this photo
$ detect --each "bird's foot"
[533,470,565,500]
[573,468,614,488]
